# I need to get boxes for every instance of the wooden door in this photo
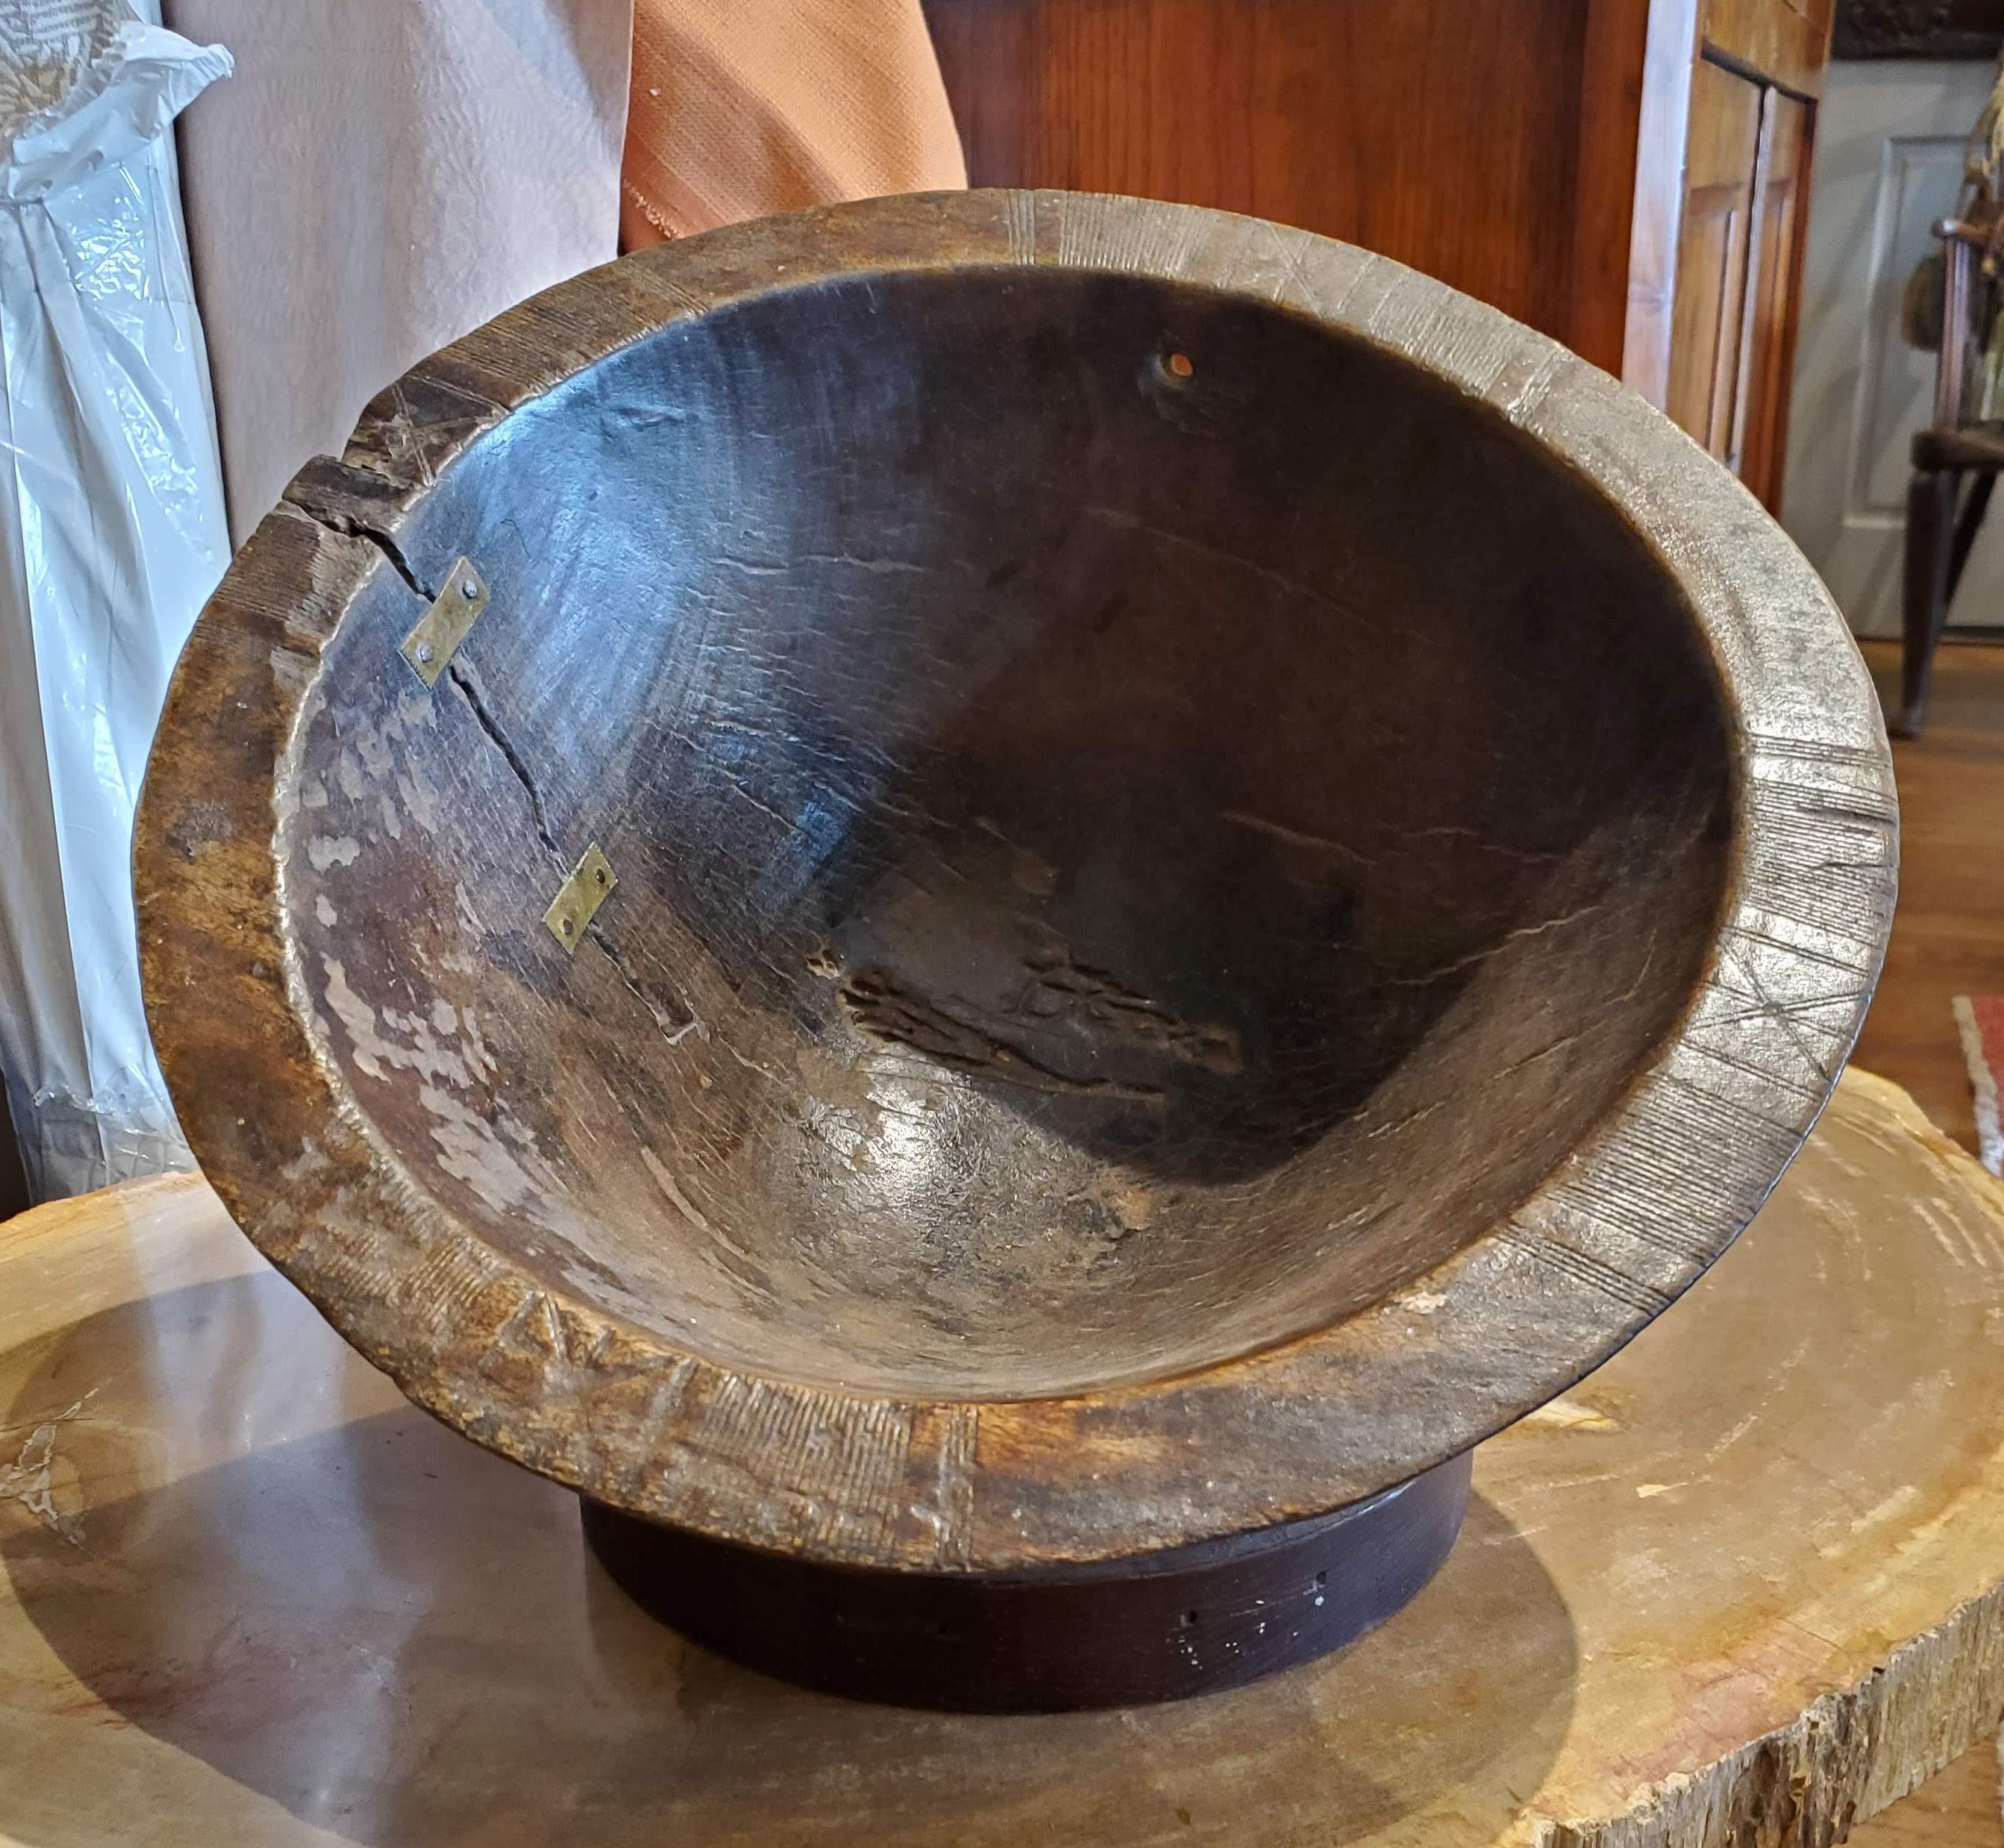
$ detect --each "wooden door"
[1738,90,1811,510]
[1665,58,1765,457]
[1779,58,2004,638]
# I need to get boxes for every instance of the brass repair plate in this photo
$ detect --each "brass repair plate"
[401,558,489,686]
[544,844,618,952]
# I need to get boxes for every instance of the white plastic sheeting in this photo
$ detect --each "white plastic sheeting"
[0,2,232,1198]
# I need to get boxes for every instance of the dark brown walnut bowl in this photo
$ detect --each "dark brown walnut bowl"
[137,192,1895,1709]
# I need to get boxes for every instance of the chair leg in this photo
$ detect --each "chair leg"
[1946,469,1997,604]
[1898,467,1959,739]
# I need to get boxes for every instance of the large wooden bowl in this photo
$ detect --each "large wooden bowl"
[136,192,1895,1708]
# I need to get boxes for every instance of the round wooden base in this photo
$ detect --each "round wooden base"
[581,1452,1471,1711]
[7,1072,2004,1847]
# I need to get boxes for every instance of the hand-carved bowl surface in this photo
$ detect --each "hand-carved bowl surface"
[137,192,1896,1583]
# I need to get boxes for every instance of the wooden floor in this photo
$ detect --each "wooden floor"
[1847,638,2004,1847]
[1859,1747,2004,1848]
[1851,639,2004,1153]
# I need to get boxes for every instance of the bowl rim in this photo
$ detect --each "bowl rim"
[136,189,1897,1575]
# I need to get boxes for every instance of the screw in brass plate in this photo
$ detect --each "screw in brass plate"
[543,844,618,953]
[400,557,489,687]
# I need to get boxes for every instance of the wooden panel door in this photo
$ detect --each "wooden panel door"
[1779,59,2003,637]
[1665,58,1765,457]
[1702,0,1833,102]
[1737,89,1811,509]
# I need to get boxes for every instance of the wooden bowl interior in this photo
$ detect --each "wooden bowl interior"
[281,267,1734,1399]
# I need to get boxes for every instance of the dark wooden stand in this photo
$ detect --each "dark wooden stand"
[580,1453,1471,1712]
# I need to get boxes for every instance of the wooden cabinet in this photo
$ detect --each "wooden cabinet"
[922,0,1617,357]
[922,0,1833,513]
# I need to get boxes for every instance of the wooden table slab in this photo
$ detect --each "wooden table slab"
[1,1068,2002,1847]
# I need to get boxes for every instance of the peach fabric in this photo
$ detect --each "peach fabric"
[621,0,966,248]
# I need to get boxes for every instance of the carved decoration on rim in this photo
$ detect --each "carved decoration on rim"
[135,192,1897,1576]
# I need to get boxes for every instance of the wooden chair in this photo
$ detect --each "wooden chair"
[1901,214,2004,737]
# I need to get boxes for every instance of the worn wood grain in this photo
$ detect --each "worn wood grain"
[1,1070,1999,1844]
[132,193,1895,1584]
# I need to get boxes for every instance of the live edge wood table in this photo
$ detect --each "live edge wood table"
[1,1068,2002,1848]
